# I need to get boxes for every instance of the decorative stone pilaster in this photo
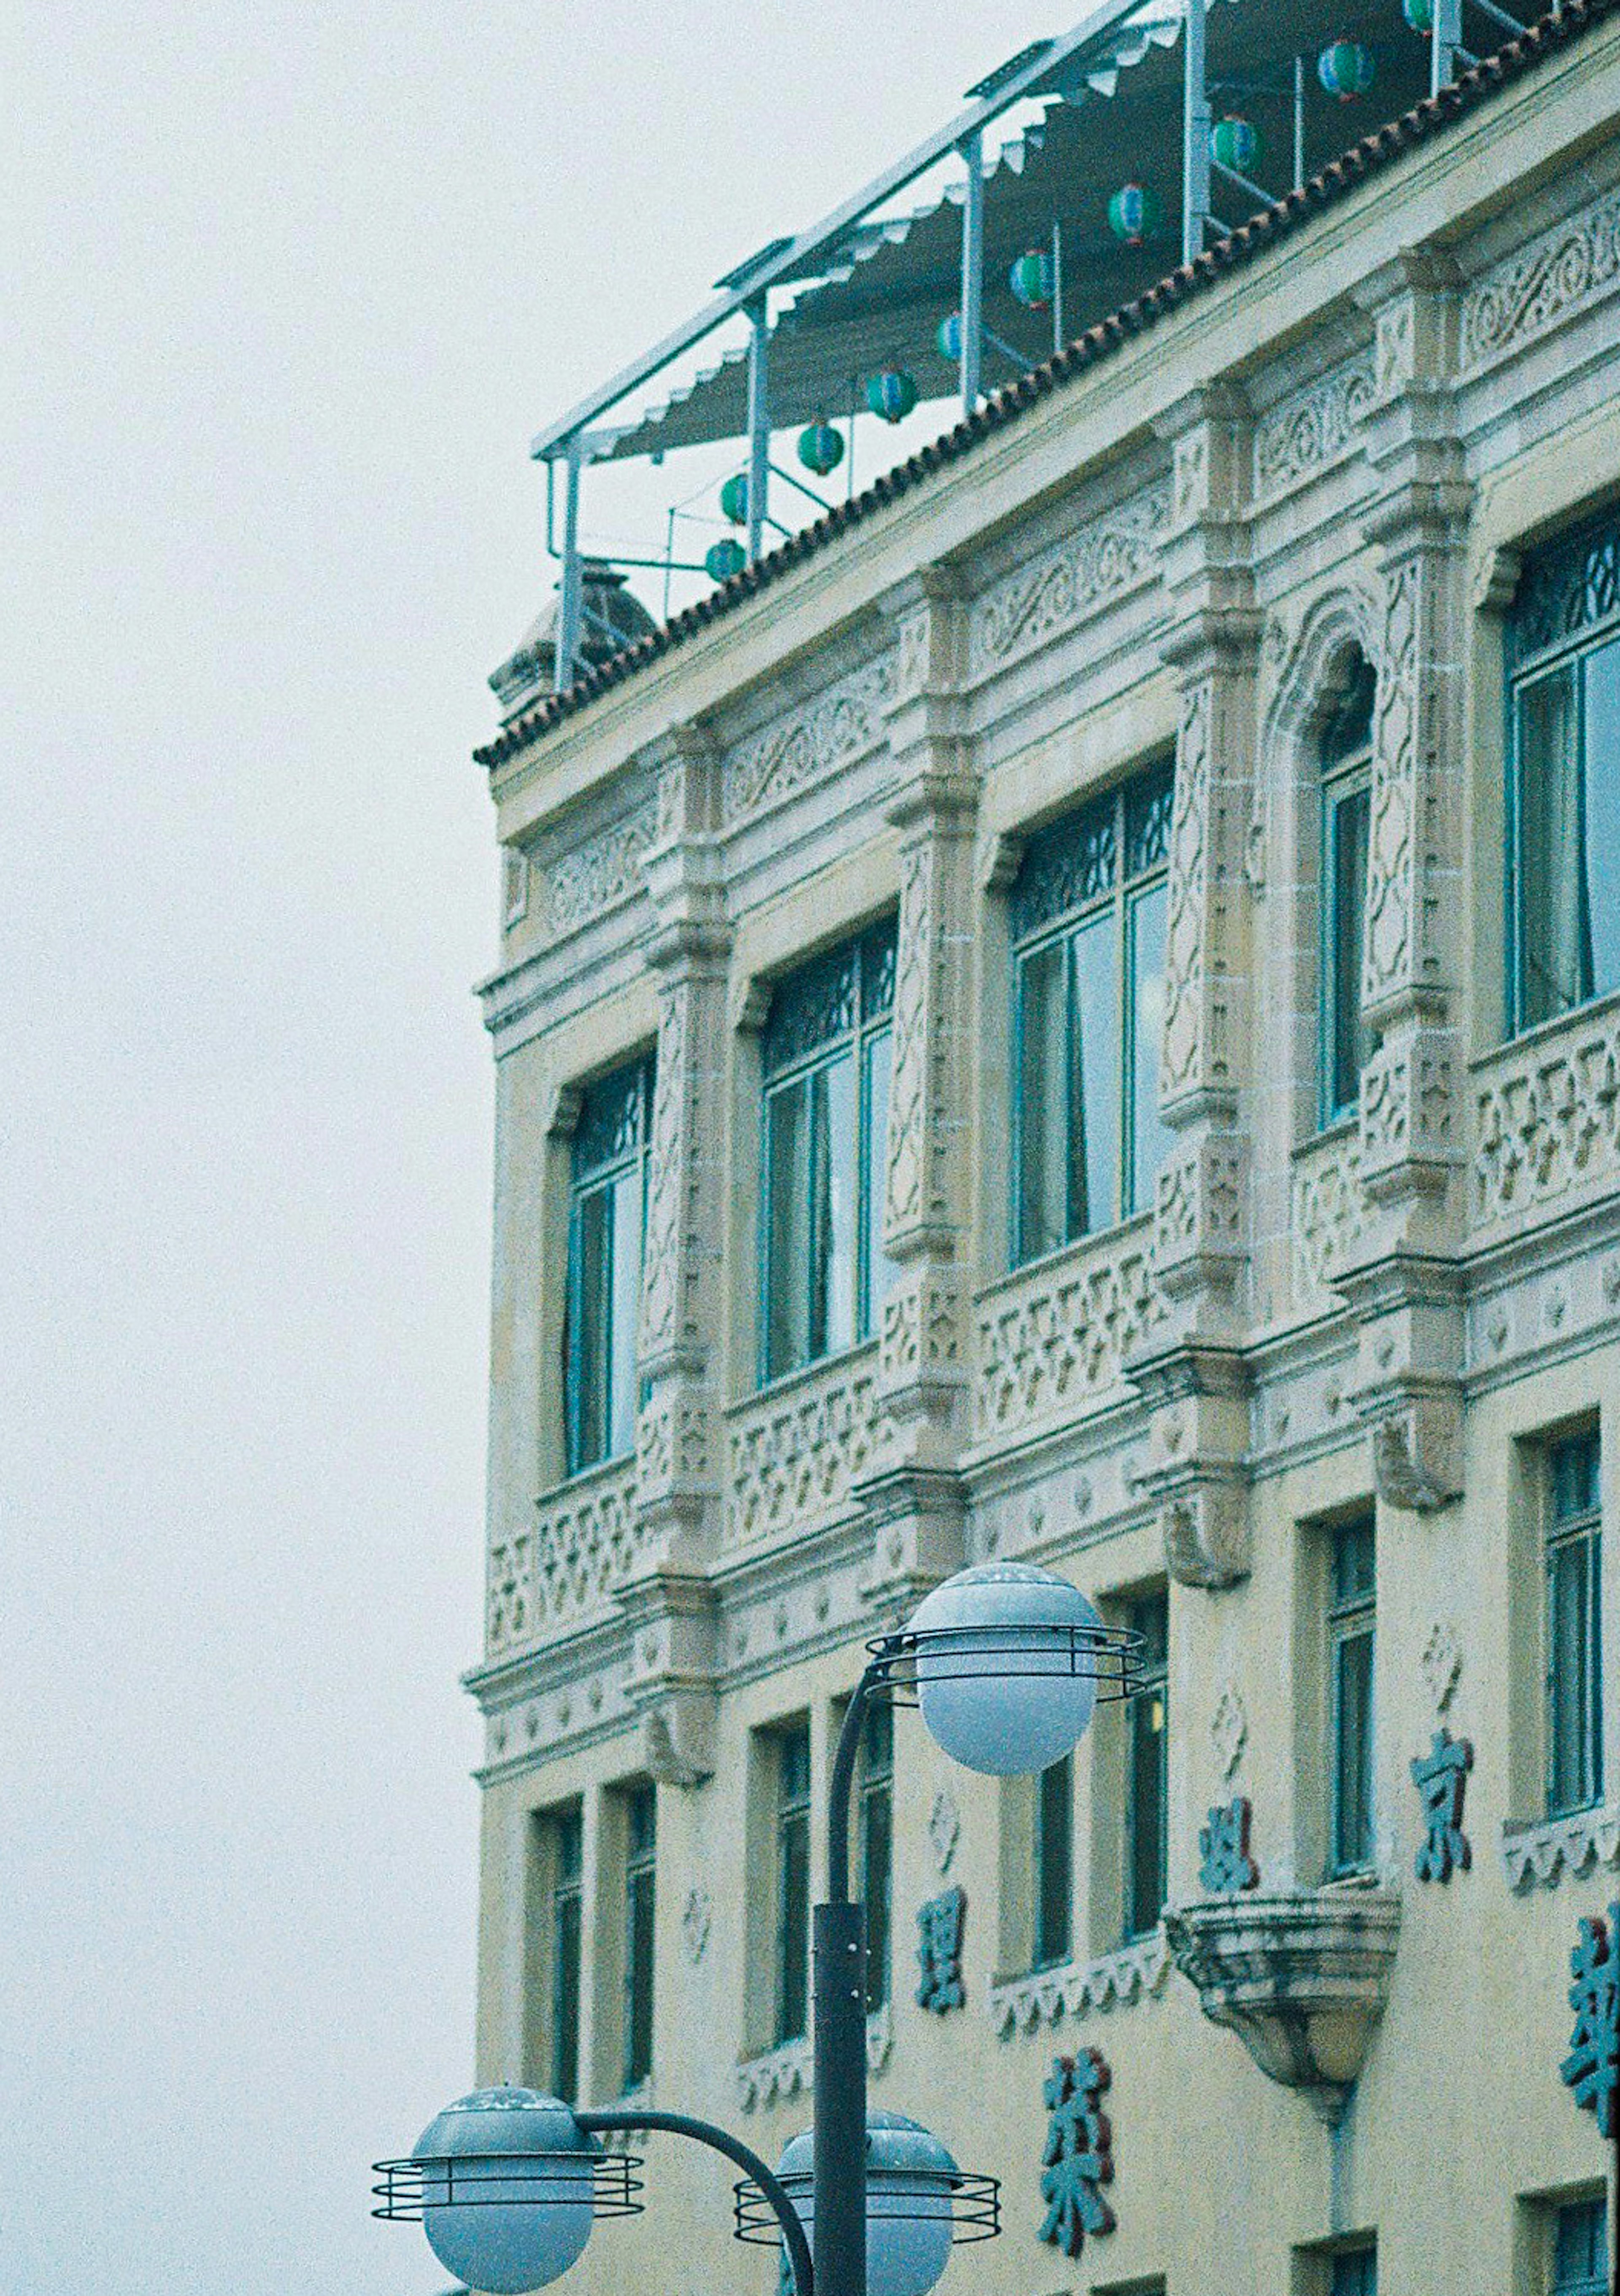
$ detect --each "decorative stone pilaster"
[857,575,975,1608]
[1346,256,1471,1508]
[1137,392,1260,1587]
[624,725,729,1781]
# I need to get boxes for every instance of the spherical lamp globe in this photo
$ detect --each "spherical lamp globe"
[411,2088,596,2295]
[777,2114,958,2296]
[907,1561,1103,1776]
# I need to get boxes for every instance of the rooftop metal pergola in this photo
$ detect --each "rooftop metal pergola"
[528,0,1523,694]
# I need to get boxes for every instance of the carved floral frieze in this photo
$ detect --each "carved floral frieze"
[1472,996,1620,1233]
[1253,353,1375,503]
[973,1221,1165,1444]
[1502,1802,1620,1892]
[734,2008,892,2109]
[1461,184,1620,372]
[722,656,894,825]
[725,1346,890,1551]
[965,483,1169,682]
[544,803,656,936]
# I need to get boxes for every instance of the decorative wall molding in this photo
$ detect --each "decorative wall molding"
[965,482,1169,681]
[725,1349,889,1550]
[1501,1802,1620,1892]
[1292,1128,1374,1301]
[723,656,894,823]
[486,1461,644,1655]
[1461,184,1620,372]
[1472,996,1620,1234]
[1253,353,1375,502]
[973,1223,1164,1443]
[989,1930,1171,2038]
[734,2008,892,2109]
[544,803,656,936]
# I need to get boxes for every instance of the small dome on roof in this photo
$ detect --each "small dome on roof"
[489,562,657,720]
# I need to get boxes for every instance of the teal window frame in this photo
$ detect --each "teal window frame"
[773,1721,812,2045]
[1329,2244,1377,2296]
[547,1803,583,2105]
[759,922,897,1386]
[1123,1590,1170,1942]
[1547,1428,1604,1819]
[621,1784,656,2091]
[1507,511,1620,1038]
[858,1702,894,2013]
[1032,1754,1074,1971]
[1009,758,1174,1267]
[564,1057,653,1477]
[1318,659,1377,1128]
[1552,2196,1608,2295]
[1328,1517,1377,1878]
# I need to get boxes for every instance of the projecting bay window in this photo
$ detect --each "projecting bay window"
[857,1702,893,2013]
[564,1058,652,1476]
[1011,760,1174,1266]
[1124,1590,1169,1941]
[773,1721,812,2046]
[1319,657,1377,1126]
[1328,1518,1377,1878]
[760,922,897,1385]
[1330,2245,1377,2296]
[1547,1429,1604,1819]
[1509,512,1620,1036]
[621,1784,656,2091]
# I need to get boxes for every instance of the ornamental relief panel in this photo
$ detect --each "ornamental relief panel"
[487,1458,644,1655]
[965,482,1170,682]
[1363,558,1420,1006]
[1159,679,1211,1104]
[544,803,656,936]
[1291,1129,1374,1303]
[1252,353,1375,503]
[1472,994,1620,1233]
[722,655,894,825]
[1461,183,1620,372]
[724,1348,891,1552]
[974,1221,1166,1443]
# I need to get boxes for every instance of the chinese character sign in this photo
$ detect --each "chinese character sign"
[1409,1729,1472,1884]
[1038,2049,1115,2259]
[1561,1903,1619,2139]
[915,1885,967,2014]
[1199,1797,1259,1896]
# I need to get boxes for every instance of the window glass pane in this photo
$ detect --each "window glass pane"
[550,1809,583,2104]
[1549,1535,1599,1814]
[1329,780,1372,1117]
[1334,1625,1375,1872]
[863,1028,897,1332]
[1584,634,1620,1001]
[571,1187,613,1470]
[1554,2197,1608,2292]
[1034,1756,1073,1968]
[1129,881,1171,1214]
[608,1167,642,1459]
[775,1725,811,2045]
[1519,663,1586,1026]
[860,1709,893,2014]
[623,1789,656,2089]
[817,1053,858,1357]
[1072,913,1119,1234]
[765,1079,812,1379]
[1330,2249,1376,2296]
[1018,941,1069,1263]
[1126,1592,1169,1939]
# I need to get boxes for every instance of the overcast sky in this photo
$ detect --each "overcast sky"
[3,5,1050,2290]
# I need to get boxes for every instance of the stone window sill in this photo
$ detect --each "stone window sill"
[734,2005,892,2110]
[987,1928,1170,2039]
[1501,1801,1620,1891]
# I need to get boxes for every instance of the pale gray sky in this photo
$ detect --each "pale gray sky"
[3,6,1048,2289]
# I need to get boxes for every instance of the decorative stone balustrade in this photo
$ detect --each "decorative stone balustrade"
[724,1345,889,1553]
[973,1218,1164,1446]
[988,1930,1171,2039]
[486,1458,643,1657]
[1472,994,1620,1237]
[1291,1125,1373,1305]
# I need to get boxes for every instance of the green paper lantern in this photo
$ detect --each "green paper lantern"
[719,472,750,526]
[1317,38,1375,96]
[1403,0,1433,30]
[1009,248,1056,310]
[1210,115,1259,175]
[1107,183,1161,245]
[937,310,964,361]
[705,538,747,583]
[866,367,918,424]
[798,418,844,477]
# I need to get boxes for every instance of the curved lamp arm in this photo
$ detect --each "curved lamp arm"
[575,2108,813,2296]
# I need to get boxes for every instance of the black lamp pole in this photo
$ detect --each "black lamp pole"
[812,1661,885,2296]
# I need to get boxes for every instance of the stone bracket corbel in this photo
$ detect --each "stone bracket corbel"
[853,1466,967,1612]
[1128,1339,1253,1588]
[1339,1251,1464,1513]
[617,1577,718,1789]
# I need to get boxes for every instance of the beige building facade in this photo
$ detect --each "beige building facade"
[467,12,1620,2291]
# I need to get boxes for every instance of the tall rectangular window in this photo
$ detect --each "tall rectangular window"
[1553,2197,1608,2295]
[761,923,897,1384]
[1125,1591,1169,1940]
[565,1058,652,1475]
[1547,1429,1604,1818]
[1329,1517,1377,1877]
[858,1702,894,2013]
[1509,515,1620,1034]
[774,1722,812,2045]
[1319,658,1377,1124]
[1330,2245,1377,2296]
[1011,759,1174,1264]
[548,1805,583,2104]
[621,1784,656,2091]
[1033,1754,1074,1970]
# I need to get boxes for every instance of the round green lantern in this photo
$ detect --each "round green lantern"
[705,537,747,583]
[936,310,964,362]
[1210,115,1259,174]
[1402,0,1433,30]
[1008,248,1056,310]
[1107,183,1161,245]
[866,367,918,424]
[797,418,844,477]
[719,472,750,527]
[1317,38,1375,96]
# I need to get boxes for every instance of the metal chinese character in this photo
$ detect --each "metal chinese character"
[915,1884,966,2013]
[1198,1797,1258,1896]
[1038,2049,1115,2259]
[1561,1902,1619,2137]
[1409,1728,1473,1884]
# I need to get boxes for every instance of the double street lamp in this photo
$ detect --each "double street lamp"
[375,1559,1139,2296]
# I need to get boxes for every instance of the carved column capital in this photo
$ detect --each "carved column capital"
[1129,1338,1253,1589]
[618,1576,719,1789]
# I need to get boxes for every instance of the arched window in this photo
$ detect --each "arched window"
[1319,656,1376,1127]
